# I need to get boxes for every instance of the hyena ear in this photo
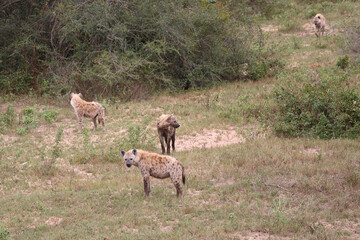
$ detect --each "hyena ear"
[78,93,83,98]
[166,115,172,122]
[120,150,125,157]
[132,149,137,156]
[69,93,74,100]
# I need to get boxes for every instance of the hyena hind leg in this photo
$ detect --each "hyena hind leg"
[171,174,183,198]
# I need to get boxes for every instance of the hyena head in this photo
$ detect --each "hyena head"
[121,149,138,168]
[69,92,83,101]
[314,14,322,26]
[167,115,180,128]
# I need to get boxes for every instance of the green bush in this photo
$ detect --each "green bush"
[274,70,360,139]
[44,109,59,123]
[337,55,350,70]
[0,0,275,98]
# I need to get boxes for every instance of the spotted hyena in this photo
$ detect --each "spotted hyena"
[314,13,326,37]
[70,93,105,132]
[121,149,185,198]
[157,114,180,155]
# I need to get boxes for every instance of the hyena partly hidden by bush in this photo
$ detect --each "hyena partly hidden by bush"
[157,114,180,155]
[70,93,105,132]
[121,149,186,198]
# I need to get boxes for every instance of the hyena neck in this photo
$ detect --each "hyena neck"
[71,97,86,107]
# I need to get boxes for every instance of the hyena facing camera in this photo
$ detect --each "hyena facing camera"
[314,13,326,37]
[157,114,180,155]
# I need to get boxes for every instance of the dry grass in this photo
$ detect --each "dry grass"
[1,1,360,239]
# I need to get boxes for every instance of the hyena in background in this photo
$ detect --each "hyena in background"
[121,149,186,198]
[69,93,105,132]
[157,114,180,155]
[314,13,326,37]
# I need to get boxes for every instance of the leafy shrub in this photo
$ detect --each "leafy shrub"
[274,70,360,139]
[18,107,39,134]
[44,109,59,123]
[337,55,350,70]
[0,0,274,98]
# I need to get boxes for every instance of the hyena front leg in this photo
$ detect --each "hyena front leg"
[77,115,83,133]
[171,132,176,152]
[166,134,171,155]
[159,132,166,154]
[143,175,151,197]
[92,116,98,131]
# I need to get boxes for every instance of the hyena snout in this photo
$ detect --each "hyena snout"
[172,121,180,128]
[126,163,132,168]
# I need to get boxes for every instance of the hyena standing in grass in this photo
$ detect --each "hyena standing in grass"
[157,114,180,155]
[69,93,105,132]
[314,13,326,37]
[121,149,186,198]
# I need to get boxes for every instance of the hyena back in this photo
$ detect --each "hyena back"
[157,114,180,155]
[70,93,105,132]
[121,149,185,198]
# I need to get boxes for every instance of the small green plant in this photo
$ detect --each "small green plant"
[0,105,16,133]
[271,197,289,233]
[44,109,60,123]
[119,117,155,150]
[247,61,269,80]
[337,55,350,70]
[0,224,10,240]
[15,126,27,136]
[52,126,64,158]
[18,107,40,135]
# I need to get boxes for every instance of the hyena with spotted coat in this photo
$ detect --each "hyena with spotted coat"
[157,114,180,155]
[70,93,105,132]
[314,13,326,37]
[121,149,185,198]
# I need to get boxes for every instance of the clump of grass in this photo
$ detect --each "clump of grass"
[0,224,10,240]
[35,126,64,177]
[291,36,302,49]
[0,105,16,133]
[279,20,303,33]
[119,117,156,151]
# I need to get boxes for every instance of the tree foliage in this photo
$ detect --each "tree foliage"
[0,0,273,98]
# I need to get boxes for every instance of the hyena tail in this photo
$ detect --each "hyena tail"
[182,166,185,185]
